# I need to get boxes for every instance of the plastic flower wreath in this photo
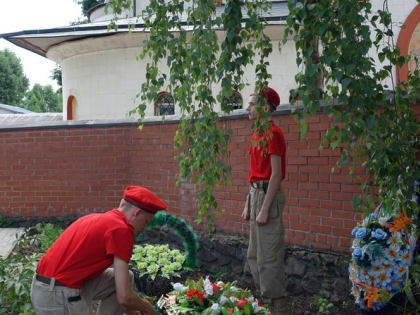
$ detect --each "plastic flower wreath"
[349,208,416,311]
[158,277,268,315]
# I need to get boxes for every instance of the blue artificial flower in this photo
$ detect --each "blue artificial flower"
[352,247,363,259]
[352,227,359,237]
[355,228,368,239]
[369,213,377,220]
[371,228,387,240]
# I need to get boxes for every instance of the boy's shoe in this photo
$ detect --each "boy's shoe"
[268,297,289,315]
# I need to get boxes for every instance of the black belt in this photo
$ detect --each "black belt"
[36,274,66,287]
[250,181,269,193]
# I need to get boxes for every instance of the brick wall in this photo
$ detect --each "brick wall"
[0,111,364,252]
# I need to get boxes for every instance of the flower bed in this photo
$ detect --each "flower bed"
[349,210,416,311]
[158,277,268,315]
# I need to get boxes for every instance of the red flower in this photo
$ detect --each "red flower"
[212,283,222,293]
[186,289,204,301]
[226,308,233,313]
[236,298,248,308]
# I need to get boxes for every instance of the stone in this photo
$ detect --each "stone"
[286,276,304,296]
[301,276,321,295]
[198,247,218,263]
[285,256,306,277]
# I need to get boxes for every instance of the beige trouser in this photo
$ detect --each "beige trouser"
[247,185,286,299]
[31,268,134,315]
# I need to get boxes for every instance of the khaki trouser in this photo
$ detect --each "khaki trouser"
[247,185,286,299]
[31,268,134,315]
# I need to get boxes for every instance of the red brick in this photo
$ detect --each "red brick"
[333,210,355,219]
[322,217,343,227]
[319,183,340,192]
[330,192,354,201]
[309,191,329,199]
[309,123,330,131]
[289,157,307,165]
[311,225,331,234]
[310,208,331,217]
[342,184,362,193]
[332,227,352,237]
[290,222,309,231]
[288,206,309,215]
[300,149,319,157]
[298,182,318,191]
[300,199,320,207]
[309,174,330,182]
[300,215,320,225]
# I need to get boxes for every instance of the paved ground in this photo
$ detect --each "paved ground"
[0,228,24,258]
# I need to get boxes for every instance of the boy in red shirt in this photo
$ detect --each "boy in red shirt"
[241,87,288,315]
[31,186,166,315]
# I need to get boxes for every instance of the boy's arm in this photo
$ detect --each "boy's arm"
[256,154,282,225]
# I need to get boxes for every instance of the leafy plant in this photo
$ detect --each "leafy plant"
[0,214,14,228]
[0,223,63,314]
[131,244,186,280]
[312,296,334,314]
[108,0,272,227]
[0,227,44,315]
[33,223,63,252]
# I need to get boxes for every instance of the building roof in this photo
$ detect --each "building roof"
[0,103,34,114]
[0,2,288,58]
[0,113,63,126]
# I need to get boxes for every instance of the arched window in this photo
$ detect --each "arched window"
[67,95,77,120]
[396,4,420,83]
[154,91,175,116]
[222,90,243,111]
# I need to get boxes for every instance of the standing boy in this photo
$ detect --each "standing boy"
[241,87,287,315]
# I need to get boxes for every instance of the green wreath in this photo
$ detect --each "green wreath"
[146,211,199,268]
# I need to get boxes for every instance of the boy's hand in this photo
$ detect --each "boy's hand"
[256,210,268,225]
[241,206,250,221]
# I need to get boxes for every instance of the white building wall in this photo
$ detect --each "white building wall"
[59,0,418,121]
[61,35,299,120]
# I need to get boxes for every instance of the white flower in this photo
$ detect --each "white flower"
[217,281,224,285]
[219,294,228,305]
[352,239,361,248]
[172,282,187,292]
[230,286,239,292]
[252,301,262,313]
[204,277,213,296]
[230,296,239,302]
[378,216,390,226]
[211,303,221,314]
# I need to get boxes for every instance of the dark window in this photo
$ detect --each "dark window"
[154,92,175,116]
[222,90,243,111]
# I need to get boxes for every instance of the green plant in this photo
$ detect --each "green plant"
[33,223,63,251]
[131,244,186,280]
[0,228,43,315]
[107,0,272,226]
[146,211,199,268]
[312,296,334,314]
[0,214,14,227]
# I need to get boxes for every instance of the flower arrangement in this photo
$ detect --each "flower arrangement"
[348,209,415,311]
[131,244,186,280]
[158,277,268,315]
[146,211,199,268]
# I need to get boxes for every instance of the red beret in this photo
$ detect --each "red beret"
[259,87,280,108]
[123,186,166,214]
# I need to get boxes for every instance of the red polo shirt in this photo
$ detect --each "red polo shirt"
[36,209,134,288]
[248,120,286,183]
